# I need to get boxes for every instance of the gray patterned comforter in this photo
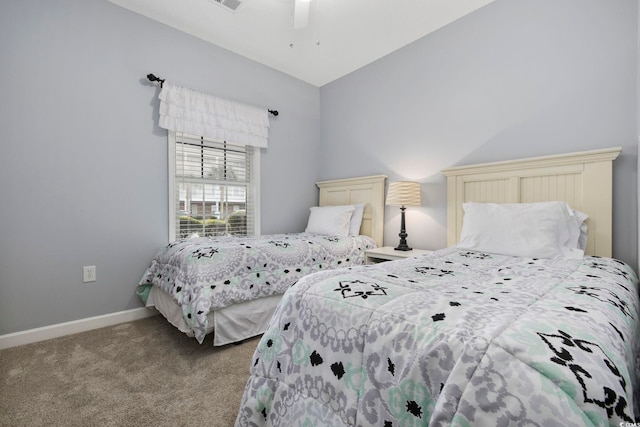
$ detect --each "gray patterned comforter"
[236,247,640,426]
[137,233,376,343]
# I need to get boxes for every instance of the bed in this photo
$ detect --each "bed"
[137,174,386,346]
[235,147,640,426]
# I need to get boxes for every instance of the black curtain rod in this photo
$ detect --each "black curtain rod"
[146,73,279,117]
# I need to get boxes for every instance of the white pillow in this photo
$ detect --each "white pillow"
[555,207,588,256]
[349,203,366,236]
[305,205,355,238]
[457,202,585,259]
[573,209,589,250]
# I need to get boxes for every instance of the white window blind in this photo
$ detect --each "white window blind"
[169,132,258,240]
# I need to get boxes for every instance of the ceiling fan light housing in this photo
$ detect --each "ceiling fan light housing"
[293,0,311,29]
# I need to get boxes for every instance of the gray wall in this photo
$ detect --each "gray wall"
[0,0,321,335]
[2,0,638,336]
[320,0,639,271]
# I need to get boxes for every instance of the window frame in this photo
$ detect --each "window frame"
[168,130,261,241]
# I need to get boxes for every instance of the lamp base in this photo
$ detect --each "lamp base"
[394,205,412,251]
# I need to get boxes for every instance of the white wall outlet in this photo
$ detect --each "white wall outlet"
[83,266,96,283]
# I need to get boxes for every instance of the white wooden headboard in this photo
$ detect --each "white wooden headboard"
[316,175,387,247]
[441,148,621,257]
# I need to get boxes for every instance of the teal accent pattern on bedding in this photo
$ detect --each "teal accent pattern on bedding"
[235,247,640,426]
[138,233,376,343]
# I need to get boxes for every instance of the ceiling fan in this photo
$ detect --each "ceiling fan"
[211,0,314,44]
[211,0,312,30]
[293,0,312,29]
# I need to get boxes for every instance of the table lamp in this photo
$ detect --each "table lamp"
[386,181,421,251]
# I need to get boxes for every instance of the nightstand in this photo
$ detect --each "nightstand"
[364,246,433,265]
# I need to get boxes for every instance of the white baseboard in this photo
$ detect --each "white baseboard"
[0,307,159,350]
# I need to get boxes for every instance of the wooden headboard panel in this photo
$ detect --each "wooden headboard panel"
[316,175,387,247]
[441,148,621,257]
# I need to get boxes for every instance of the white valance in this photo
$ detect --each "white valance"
[158,83,269,148]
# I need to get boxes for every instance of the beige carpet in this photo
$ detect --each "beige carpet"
[0,315,260,427]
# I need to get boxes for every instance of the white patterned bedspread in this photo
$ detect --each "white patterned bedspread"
[137,233,376,343]
[236,247,640,426]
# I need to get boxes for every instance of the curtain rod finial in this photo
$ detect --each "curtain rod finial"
[147,73,165,87]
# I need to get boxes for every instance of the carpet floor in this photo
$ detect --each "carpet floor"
[0,315,260,427]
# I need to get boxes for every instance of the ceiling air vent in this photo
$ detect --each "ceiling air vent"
[212,0,246,13]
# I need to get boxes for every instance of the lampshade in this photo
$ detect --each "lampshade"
[386,181,421,207]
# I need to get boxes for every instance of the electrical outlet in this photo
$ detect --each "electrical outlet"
[83,266,96,283]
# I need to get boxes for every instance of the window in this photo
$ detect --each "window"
[168,131,260,240]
